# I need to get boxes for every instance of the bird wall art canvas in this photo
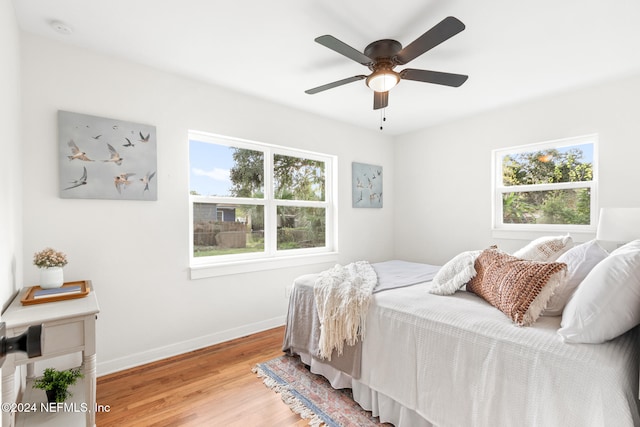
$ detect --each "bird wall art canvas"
[352,162,382,208]
[58,111,157,200]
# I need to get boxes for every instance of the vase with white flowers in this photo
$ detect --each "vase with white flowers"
[33,248,68,289]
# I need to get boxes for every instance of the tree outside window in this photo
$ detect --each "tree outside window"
[493,135,597,231]
[189,132,334,263]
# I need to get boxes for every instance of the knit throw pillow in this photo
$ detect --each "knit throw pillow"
[467,248,567,326]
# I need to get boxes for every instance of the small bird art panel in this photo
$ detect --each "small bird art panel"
[352,162,382,208]
[58,111,157,201]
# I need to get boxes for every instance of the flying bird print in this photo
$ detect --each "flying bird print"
[114,173,136,194]
[103,143,124,165]
[59,111,157,200]
[63,166,88,190]
[138,132,150,143]
[67,140,94,161]
[140,171,156,192]
[352,162,382,208]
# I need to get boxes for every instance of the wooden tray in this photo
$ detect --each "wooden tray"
[21,280,91,305]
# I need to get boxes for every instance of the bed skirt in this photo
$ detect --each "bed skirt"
[297,350,431,427]
[352,381,433,427]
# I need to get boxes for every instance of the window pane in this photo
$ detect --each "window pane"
[273,154,325,201]
[502,188,591,225]
[277,206,325,250]
[193,203,264,257]
[502,143,593,186]
[189,140,264,198]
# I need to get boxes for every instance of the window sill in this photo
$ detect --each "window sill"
[491,228,596,243]
[190,252,339,279]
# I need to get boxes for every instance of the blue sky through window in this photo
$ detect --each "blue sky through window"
[189,140,235,196]
[559,143,593,163]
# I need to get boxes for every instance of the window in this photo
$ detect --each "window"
[492,134,597,233]
[189,131,336,271]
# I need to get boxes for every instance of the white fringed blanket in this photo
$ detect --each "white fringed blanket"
[314,261,377,360]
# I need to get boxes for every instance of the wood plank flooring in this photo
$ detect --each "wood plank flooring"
[96,326,308,426]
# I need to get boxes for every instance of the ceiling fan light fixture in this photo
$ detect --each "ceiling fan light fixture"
[366,70,400,92]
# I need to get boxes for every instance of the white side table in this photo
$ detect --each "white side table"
[1,283,99,427]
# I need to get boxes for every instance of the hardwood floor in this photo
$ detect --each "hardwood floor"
[96,326,308,426]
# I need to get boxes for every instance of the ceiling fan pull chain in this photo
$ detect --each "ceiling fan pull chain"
[379,109,387,130]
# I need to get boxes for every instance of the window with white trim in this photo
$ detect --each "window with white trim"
[492,134,597,232]
[189,131,336,267]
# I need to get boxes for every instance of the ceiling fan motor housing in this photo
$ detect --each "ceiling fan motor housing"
[364,39,403,69]
[364,40,403,92]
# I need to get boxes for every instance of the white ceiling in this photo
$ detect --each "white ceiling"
[12,0,640,135]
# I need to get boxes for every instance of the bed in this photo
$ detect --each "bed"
[282,239,640,427]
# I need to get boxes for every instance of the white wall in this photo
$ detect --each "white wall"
[0,0,22,404]
[20,34,395,375]
[0,0,22,308]
[394,73,640,264]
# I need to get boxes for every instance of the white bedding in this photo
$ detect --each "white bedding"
[287,274,640,427]
[356,282,640,427]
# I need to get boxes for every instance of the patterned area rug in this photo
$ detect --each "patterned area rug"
[253,354,392,427]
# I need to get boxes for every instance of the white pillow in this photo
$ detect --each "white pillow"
[543,240,608,316]
[558,239,640,343]
[429,250,482,295]
[513,234,573,262]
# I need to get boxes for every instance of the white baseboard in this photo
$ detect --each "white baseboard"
[96,315,286,376]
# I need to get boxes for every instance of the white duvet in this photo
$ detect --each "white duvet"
[354,282,640,427]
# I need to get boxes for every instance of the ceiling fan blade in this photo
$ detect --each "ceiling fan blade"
[373,91,389,110]
[395,16,465,65]
[315,35,373,66]
[400,68,468,87]
[305,75,367,94]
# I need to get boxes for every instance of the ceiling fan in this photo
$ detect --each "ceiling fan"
[305,16,468,110]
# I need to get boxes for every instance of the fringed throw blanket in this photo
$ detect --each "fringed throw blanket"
[314,261,377,360]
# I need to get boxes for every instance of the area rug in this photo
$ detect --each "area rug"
[253,354,392,427]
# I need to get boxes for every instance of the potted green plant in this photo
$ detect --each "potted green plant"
[33,367,83,403]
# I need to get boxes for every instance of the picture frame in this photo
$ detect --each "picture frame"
[58,110,157,201]
[352,162,383,208]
